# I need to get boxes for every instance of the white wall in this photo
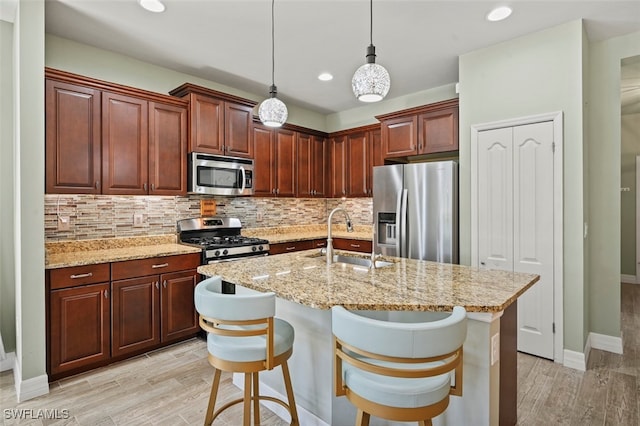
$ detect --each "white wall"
[12,0,48,400]
[588,31,640,336]
[0,19,16,355]
[458,20,587,352]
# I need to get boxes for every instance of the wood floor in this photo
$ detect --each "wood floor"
[1,283,638,426]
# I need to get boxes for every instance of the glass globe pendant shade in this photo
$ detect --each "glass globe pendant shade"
[352,45,390,102]
[259,85,288,127]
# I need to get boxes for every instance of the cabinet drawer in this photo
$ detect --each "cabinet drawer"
[111,253,200,281]
[269,240,315,255]
[49,263,110,290]
[332,238,372,253]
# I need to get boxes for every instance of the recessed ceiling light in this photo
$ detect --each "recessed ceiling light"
[318,73,334,81]
[139,0,165,13]
[487,6,512,22]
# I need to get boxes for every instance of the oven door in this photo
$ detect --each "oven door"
[189,153,254,196]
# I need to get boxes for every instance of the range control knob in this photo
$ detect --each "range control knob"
[252,246,257,252]
[258,245,264,251]
[222,249,229,256]
[214,250,220,257]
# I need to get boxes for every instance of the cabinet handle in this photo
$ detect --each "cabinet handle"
[163,280,167,288]
[480,261,486,266]
[155,281,159,289]
[276,188,280,194]
[95,181,100,189]
[152,263,169,269]
[143,183,148,191]
[103,289,108,298]
[285,246,296,251]
[70,272,92,279]
[151,183,155,191]
[350,244,361,248]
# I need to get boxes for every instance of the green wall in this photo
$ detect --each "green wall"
[621,112,639,277]
[588,31,640,336]
[458,20,588,352]
[0,20,16,354]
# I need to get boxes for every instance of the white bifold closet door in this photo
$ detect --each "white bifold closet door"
[478,121,555,359]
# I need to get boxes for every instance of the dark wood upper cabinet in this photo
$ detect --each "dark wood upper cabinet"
[377,99,459,160]
[101,92,149,195]
[169,83,257,158]
[346,131,370,197]
[370,128,383,168]
[253,123,277,196]
[45,69,188,196]
[149,102,188,195]
[275,129,297,197]
[45,79,102,194]
[296,133,327,198]
[329,136,348,198]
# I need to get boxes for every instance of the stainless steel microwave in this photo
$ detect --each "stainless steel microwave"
[188,153,254,196]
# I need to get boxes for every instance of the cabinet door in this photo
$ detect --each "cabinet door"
[161,269,199,342]
[50,283,110,375]
[311,136,328,197]
[102,92,148,195]
[418,107,458,154]
[275,129,297,197]
[45,79,101,194]
[253,124,276,196]
[189,93,224,154]
[225,102,254,158]
[346,131,370,197]
[370,128,383,167]
[296,133,313,198]
[149,102,187,195]
[330,136,347,198]
[332,238,372,253]
[112,276,160,357]
[381,115,417,158]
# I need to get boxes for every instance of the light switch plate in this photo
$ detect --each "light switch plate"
[58,216,70,231]
[133,213,144,227]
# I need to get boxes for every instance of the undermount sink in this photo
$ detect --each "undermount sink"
[306,252,394,269]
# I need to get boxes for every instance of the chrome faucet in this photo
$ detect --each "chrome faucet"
[326,208,354,265]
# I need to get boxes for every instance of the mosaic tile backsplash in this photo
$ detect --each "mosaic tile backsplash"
[45,195,373,242]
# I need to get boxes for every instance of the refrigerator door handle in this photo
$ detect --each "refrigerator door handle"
[395,190,403,256]
[399,189,408,257]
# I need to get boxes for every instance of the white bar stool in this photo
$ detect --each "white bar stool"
[195,276,299,426]
[332,306,467,426]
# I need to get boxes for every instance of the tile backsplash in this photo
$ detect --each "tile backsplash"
[45,195,373,242]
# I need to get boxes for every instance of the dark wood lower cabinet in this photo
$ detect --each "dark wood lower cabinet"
[49,283,110,376]
[47,254,201,381]
[269,240,315,255]
[111,276,161,358]
[332,238,372,253]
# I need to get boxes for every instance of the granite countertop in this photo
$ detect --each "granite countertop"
[243,224,372,244]
[197,249,539,313]
[45,235,201,269]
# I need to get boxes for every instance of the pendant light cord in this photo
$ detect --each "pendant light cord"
[369,0,373,46]
[271,0,275,87]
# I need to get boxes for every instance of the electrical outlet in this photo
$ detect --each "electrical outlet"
[133,213,144,227]
[491,333,500,366]
[58,216,70,231]
[257,209,263,222]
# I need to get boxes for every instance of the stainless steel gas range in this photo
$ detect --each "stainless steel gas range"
[177,217,269,264]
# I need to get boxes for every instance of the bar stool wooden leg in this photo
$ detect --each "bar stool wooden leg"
[355,409,370,426]
[205,369,222,426]
[419,420,432,426]
[252,372,260,425]
[281,360,299,425]
[243,373,251,426]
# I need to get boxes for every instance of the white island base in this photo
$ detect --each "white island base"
[232,296,516,426]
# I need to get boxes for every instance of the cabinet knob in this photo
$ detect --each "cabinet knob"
[480,261,486,266]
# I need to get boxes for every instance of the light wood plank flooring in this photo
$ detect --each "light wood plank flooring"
[2,284,638,425]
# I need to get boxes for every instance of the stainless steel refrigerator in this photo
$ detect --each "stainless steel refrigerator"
[373,161,458,263]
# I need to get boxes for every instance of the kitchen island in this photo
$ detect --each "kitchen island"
[198,250,538,426]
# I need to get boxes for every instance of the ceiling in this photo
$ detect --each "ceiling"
[44,0,640,115]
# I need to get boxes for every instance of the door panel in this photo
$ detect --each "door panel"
[478,128,513,272]
[513,122,555,359]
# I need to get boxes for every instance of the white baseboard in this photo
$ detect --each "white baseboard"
[621,274,637,284]
[0,351,15,372]
[13,360,49,402]
[563,349,587,371]
[589,332,623,354]
[233,374,329,426]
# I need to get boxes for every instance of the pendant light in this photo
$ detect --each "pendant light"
[351,0,390,102]
[259,0,288,127]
